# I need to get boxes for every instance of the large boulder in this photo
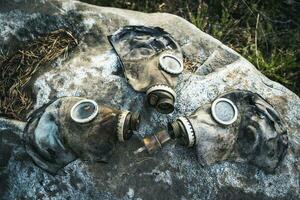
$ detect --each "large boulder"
[0,0,299,199]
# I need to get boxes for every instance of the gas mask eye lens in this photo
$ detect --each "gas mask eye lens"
[159,54,183,75]
[70,99,99,123]
[211,98,238,125]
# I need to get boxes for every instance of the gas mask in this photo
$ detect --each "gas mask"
[108,26,183,114]
[23,97,140,174]
[138,90,288,172]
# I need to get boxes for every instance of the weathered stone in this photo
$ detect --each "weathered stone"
[0,0,299,199]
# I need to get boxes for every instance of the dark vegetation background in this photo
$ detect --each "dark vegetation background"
[81,0,300,96]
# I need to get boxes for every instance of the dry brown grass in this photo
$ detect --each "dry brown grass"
[0,29,78,120]
[183,57,200,73]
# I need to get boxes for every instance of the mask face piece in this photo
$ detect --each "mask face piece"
[24,97,140,174]
[144,90,288,172]
[108,26,183,114]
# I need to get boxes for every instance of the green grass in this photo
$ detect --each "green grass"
[82,0,300,96]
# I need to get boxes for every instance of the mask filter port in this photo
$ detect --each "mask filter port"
[146,85,176,114]
[117,111,140,142]
[169,117,196,147]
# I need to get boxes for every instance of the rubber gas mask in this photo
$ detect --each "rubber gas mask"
[23,97,140,174]
[109,26,183,114]
[137,90,288,172]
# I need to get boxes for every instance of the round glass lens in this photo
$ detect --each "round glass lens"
[71,100,98,123]
[211,98,238,125]
[159,54,183,74]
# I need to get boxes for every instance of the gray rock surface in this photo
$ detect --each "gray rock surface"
[0,0,300,199]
